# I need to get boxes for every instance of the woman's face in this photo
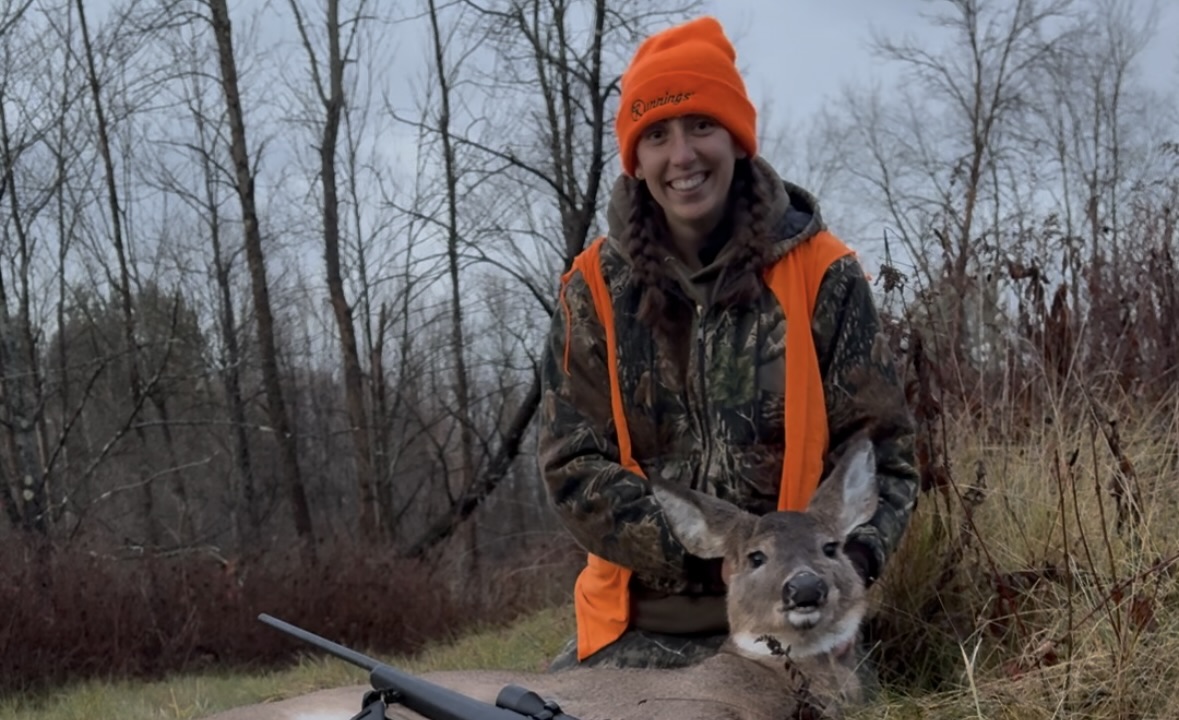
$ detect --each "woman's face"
[634,114,745,247]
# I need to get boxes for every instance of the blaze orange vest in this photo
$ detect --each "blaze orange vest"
[557,230,855,661]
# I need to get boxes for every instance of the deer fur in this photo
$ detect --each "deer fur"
[201,432,885,720]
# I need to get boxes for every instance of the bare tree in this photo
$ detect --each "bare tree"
[45,0,83,540]
[1030,0,1166,284]
[422,0,482,581]
[145,16,263,552]
[371,148,453,544]
[283,0,380,542]
[206,0,315,555]
[0,4,51,537]
[337,27,405,543]
[74,0,170,545]
[829,0,1082,378]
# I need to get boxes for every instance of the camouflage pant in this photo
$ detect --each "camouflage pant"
[546,628,728,672]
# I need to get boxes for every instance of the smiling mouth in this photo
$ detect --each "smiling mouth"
[668,172,708,192]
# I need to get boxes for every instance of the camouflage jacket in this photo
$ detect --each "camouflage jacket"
[537,157,919,600]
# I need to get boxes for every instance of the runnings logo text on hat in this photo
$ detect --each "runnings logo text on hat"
[630,90,695,121]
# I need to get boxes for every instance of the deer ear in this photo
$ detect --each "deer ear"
[651,482,752,559]
[807,436,879,538]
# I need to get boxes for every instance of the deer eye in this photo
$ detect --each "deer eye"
[822,542,839,558]
[747,550,767,568]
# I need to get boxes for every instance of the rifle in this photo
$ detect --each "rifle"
[257,613,580,720]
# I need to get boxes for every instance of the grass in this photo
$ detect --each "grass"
[0,606,576,720]
[843,393,1179,719]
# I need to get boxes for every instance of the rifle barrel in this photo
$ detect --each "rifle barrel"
[258,613,380,672]
[257,613,579,720]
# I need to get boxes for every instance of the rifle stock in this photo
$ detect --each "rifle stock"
[258,613,579,720]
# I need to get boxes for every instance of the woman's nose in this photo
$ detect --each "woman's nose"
[667,127,697,165]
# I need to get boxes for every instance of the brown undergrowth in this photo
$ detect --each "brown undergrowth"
[0,536,582,699]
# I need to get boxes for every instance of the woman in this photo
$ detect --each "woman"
[538,15,919,671]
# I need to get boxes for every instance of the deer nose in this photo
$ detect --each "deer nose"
[783,571,828,608]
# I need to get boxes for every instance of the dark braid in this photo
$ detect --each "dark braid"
[621,158,778,338]
[622,179,687,339]
[714,159,776,307]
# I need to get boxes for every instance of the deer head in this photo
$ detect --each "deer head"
[651,435,879,662]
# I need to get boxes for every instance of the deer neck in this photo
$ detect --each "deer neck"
[720,607,864,693]
[701,627,864,714]
[724,596,865,659]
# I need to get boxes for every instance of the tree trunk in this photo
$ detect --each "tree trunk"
[369,302,392,536]
[207,0,315,556]
[205,146,260,552]
[426,0,479,587]
[293,0,378,541]
[0,97,47,536]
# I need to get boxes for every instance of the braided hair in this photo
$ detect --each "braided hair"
[620,158,778,339]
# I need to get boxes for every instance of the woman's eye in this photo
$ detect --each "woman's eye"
[822,542,839,558]
[747,550,767,568]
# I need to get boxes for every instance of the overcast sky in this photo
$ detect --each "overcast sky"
[370,0,1179,142]
[705,0,1178,128]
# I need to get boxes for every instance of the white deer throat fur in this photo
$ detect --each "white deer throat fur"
[730,611,861,661]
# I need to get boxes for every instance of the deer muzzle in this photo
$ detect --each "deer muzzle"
[782,570,828,609]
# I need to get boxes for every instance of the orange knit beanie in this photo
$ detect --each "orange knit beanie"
[615,16,758,177]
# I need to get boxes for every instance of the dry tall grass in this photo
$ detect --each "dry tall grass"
[856,348,1179,718]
